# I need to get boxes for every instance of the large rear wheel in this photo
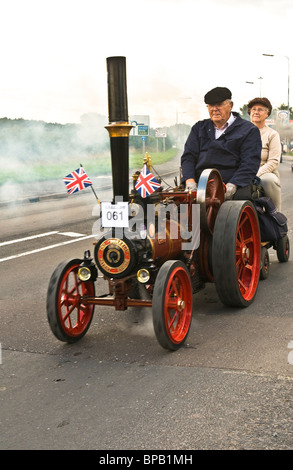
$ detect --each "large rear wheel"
[212,201,261,307]
[46,259,95,342]
[152,260,193,350]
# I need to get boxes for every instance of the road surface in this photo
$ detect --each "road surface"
[1,157,293,450]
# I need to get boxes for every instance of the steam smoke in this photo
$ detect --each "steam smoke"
[0,114,109,204]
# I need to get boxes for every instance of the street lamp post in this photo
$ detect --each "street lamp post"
[263,53,290,153]
[245,78,263,96]
[263,53,290,121]
[176,97,192,124]
[175,97,192,148]
[258,77,263,97]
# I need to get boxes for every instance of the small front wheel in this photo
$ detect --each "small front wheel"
[276,235,290,263]
[46,259,95,343]
[260,246,270,280]
[152,260,193,351]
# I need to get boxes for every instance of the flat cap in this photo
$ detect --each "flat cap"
[247,97,272,116]
[204,87,232,104]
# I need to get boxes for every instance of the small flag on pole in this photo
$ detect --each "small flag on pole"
[63,167,93,194]
[135,164,160,198]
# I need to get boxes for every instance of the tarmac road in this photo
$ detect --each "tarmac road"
[1,154,293,451]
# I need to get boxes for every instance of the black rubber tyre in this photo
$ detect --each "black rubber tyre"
[46,259,95,343]
[260,247,270,280]
[276,235,290,262]
[212,201,261,307]
[152,260,193,351]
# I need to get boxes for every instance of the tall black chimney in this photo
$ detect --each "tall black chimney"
[105,57,132,202]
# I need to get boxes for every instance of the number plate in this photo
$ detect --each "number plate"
[101,202,129,228]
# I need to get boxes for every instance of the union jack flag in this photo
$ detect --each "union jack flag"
[135,164,161,198]
[63,167,93,194]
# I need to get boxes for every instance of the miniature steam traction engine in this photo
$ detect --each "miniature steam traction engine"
[46,57,289,351]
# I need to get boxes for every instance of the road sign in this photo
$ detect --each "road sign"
[138,125,148,136]
[278,110,289,122]
[130,115,150,136]
[155,128,167,138]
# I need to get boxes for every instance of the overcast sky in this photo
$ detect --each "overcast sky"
[1,0,292,127]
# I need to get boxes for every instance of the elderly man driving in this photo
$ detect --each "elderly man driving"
[181,87,262,200]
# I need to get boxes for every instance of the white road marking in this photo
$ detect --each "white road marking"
[58,232,86,237]
[0,231,59,247]
[288,341,293,366]
[0,234,95,263]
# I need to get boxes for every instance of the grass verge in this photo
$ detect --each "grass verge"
[0,148,178,184]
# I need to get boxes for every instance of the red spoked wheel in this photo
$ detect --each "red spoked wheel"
[152,260,193,350]
[46,259,95,342]
[197,168,225,234]
[212,201,261,307]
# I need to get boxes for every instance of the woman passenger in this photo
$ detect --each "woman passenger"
[247,97,282,210]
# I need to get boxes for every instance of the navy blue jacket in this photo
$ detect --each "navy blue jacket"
[181,112,262,187]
